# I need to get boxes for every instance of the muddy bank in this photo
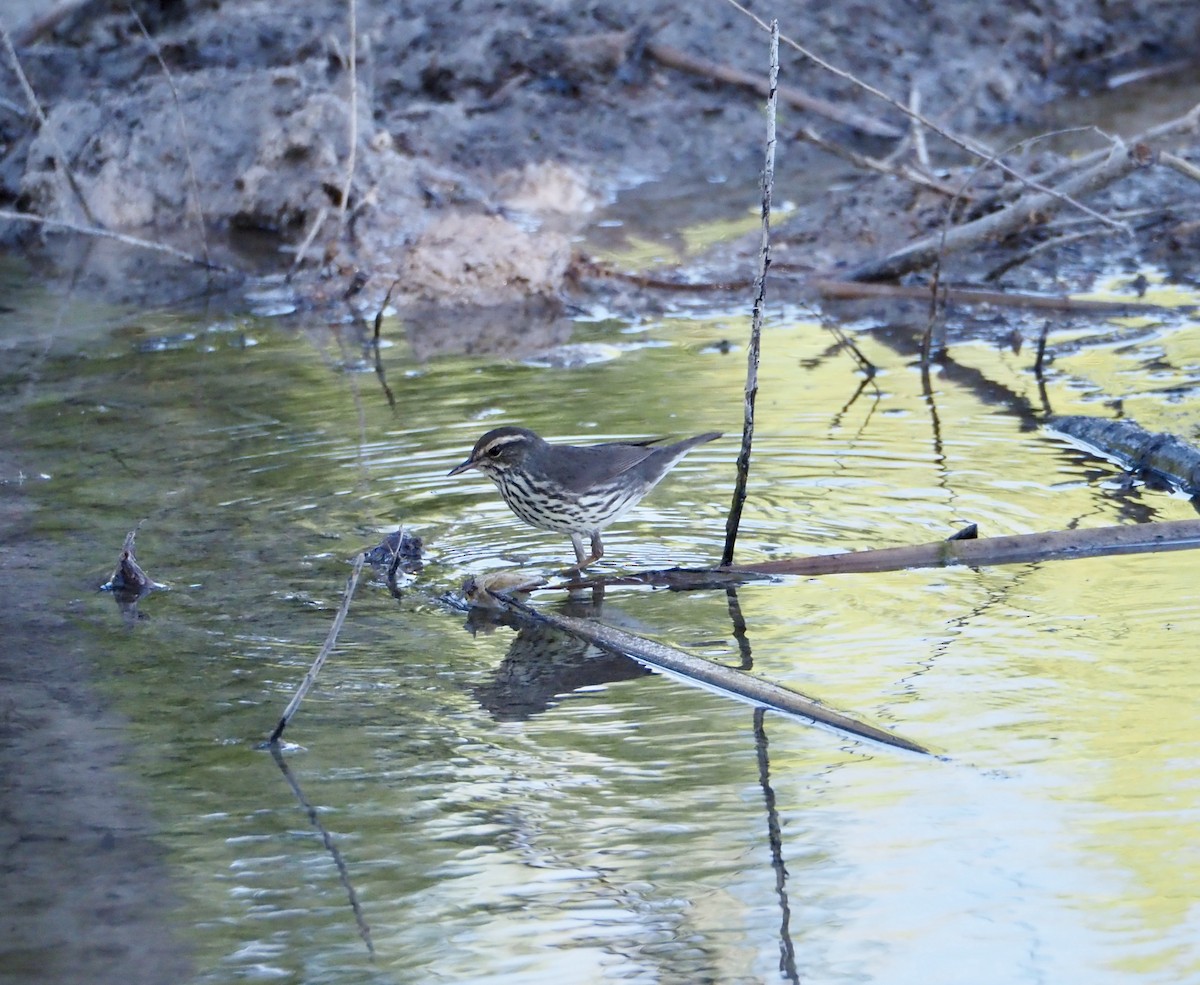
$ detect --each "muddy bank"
[2,0,1199,322]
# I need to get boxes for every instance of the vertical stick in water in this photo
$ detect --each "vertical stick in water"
[723,19,778,567]
[267,553,366,745]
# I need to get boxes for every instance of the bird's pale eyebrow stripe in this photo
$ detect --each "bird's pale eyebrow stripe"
[483,435,527,453]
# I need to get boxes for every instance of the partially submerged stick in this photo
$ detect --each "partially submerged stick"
[1048,415,1200,496]
[812,278,1177,314]
[722,19,777,567]
[266,553,365,745]
[485,590,929,755]
[557,519,1200,590]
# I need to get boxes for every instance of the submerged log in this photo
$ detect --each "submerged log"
[1047,415,1200,497]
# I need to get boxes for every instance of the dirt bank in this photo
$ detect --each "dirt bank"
[3,0,1199,319]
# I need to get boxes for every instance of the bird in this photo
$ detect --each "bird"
[448,426,721,571]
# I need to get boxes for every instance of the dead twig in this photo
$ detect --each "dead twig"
[0,20,96,224]
[792,122,962,198]
[287,204,330,281]
[908,83,930,171]
[129,4,211,270]
[645,38,900,140]
[1160,150,1200,185]
[266,553,365,745]
[723,20,777,567]
[0,208,236,271]
[813,278,1177,314]
[982,227,1110,282]
[847,141,1151,283]
[722,0,1128,233]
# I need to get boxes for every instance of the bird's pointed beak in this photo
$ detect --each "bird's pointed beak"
[447,456,478,476]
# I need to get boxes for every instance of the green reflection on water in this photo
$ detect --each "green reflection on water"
[5,272,1200,984]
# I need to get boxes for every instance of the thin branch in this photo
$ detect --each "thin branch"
[908,83,930,170]
[287,204,329,281]
[1160,150,1200,184]
[723,19,777,567]
[486,589,930,754]
[792,122,962,198]
[721,0,1129,232]
[645,38,900,139]
[0,20,97,224]
[129,4,211,270]
[982,227,1109,282]
[847,141,1150,282]
[0,208,236,271]
[337,0,358,231]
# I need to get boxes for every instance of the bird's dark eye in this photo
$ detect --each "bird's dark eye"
[486,445,501,457]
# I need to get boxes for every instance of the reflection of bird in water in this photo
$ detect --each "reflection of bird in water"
[468,598,649,722]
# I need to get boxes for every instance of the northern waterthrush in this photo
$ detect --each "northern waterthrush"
[448,426,721,571]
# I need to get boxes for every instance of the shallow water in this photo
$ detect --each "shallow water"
[3,251,1199,984]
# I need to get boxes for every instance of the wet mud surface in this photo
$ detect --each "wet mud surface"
[2,0,1199,320]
